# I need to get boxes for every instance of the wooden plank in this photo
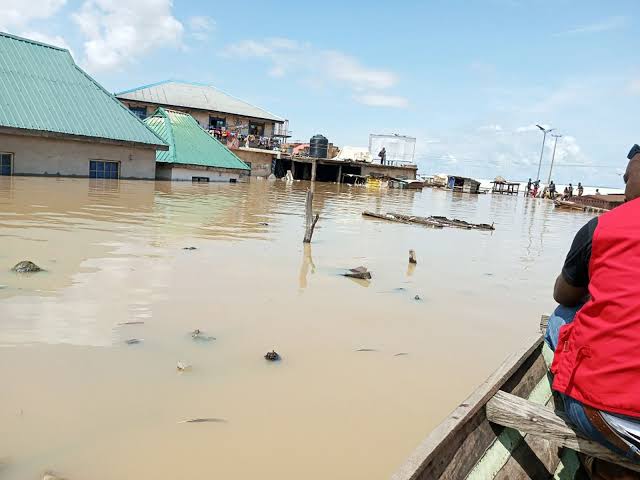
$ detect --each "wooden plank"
[391,334,543,480]
[467,367,554,479]
[486,391,640,473]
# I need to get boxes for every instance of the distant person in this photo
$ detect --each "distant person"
[532,180,540,197]
[544,145,640,476]
[596,188,601,195]
[526,178,532,196]
[563,186,570,200]
[578,182,584,196]
[378,147,387,165]
[568,183,574,197]
[549,181,556,198]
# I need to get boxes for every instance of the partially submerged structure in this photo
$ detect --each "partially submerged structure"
[491,177,520,195]
[116,80,287,176]
[0,32,167,179]
[447,175,482,194]
[144,108,249,182]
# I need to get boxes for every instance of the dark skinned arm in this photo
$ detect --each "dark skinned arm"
[553,274,588,307]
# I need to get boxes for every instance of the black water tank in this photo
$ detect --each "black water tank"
[309,134,328,158]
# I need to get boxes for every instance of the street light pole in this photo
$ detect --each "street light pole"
[547,133,562,185]
[535,124,554,182]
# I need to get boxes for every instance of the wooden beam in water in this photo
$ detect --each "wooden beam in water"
[486,391,640,473]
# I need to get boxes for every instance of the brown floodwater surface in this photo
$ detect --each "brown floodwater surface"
[0,177,594,479]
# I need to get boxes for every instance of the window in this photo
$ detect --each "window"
[192,176,210,183]
[249,121,265,136]
[129,106,147,120]
[209,116,226,129]
[89,160,119,179]
[0,153,12,176]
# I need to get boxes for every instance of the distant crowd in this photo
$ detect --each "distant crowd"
[525,178,596,200]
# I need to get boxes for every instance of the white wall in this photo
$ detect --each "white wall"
[156,165,244,182]
[0,133,157,179]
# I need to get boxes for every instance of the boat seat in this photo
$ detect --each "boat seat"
[486,390,640,473]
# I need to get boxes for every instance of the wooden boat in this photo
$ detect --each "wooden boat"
[392,317,640,480]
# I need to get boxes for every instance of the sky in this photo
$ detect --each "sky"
[1,0,639,186]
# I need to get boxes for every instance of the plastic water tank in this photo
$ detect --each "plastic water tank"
[309,134,328,158]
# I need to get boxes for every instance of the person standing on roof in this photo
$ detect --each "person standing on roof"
[526,178,532,197]
[568,183,574,197]
[378,147,387,165]
[545,144,640,476]
[549,180,556,198]
[578,182,584,196]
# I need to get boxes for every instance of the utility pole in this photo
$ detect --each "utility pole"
[547,134,562,185]
[535,124,554,182]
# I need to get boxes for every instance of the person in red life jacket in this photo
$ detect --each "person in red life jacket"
[546,144,640,478]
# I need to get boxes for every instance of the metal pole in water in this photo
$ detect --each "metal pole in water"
[547,134,562,185]
[535,124,554,182]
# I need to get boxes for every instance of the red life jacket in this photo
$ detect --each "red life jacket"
[551,197,640,417]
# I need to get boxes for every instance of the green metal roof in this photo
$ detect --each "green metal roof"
[0,32,167,148]
[144,108,250,170]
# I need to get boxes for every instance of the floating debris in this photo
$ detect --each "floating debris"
[178,418,226,424]
[409,249,417,264]
[258,222,269,226]
[394,352,409,357]
[356,348,377,352]
[191,329,215,342]
[11,260,42,273]
[362,211,495,231]
[264,350,280,361]
[414,295,422,301]
[177,361,192,372]
[343,266,372,280]
[183,246,197,250]
[43,472,67,480]
[118,321,145,326]
[124,338,143,345]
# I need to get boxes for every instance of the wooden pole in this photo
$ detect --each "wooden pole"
[311,158,317,182]
[303,189,319,243]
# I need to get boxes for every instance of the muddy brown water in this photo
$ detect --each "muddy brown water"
[0,177,594,479]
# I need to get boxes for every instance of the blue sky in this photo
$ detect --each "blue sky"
[2,0,639,186]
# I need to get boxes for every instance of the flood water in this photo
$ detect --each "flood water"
[0,177,595,479]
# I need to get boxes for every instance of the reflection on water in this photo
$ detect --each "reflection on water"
[0,177,593,479]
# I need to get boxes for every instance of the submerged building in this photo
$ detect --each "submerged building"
[0,32,167,179]
[144,108,250,182]
[116,81,287,177]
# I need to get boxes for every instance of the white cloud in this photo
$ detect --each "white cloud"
[554,16,628,36]
[225,37,407,108]
[354,94,408,108]
[0,0,66,30]
[478,124,503,132]
[628,79,640,95]
[188,15,214,41]
[72,0,183,72]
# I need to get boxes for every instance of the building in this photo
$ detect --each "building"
[447,175,482,194]
[115,80,287,176]
[0,32,167,179]
[143,108,250,182]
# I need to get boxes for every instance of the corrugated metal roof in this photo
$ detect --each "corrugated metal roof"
[144,108,250,171]
[116,80,284,123]
[0,32,166,147]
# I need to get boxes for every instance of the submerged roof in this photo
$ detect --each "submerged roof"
[0,32,166,148]
[144,108,250,171]
[116,80,284,123]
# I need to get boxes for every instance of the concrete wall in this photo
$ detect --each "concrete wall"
[0,133,157,179]
[121,100,275,137]
[231,148,275,178]
[156,164,245,182]
[361,164,417,180]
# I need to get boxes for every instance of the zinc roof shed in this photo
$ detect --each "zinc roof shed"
[116,80,284,123]
[144,108,250,171]
[0,32,167,149]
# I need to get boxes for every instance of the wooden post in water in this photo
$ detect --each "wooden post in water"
[303,188,319,243]
[311,158,317,182]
